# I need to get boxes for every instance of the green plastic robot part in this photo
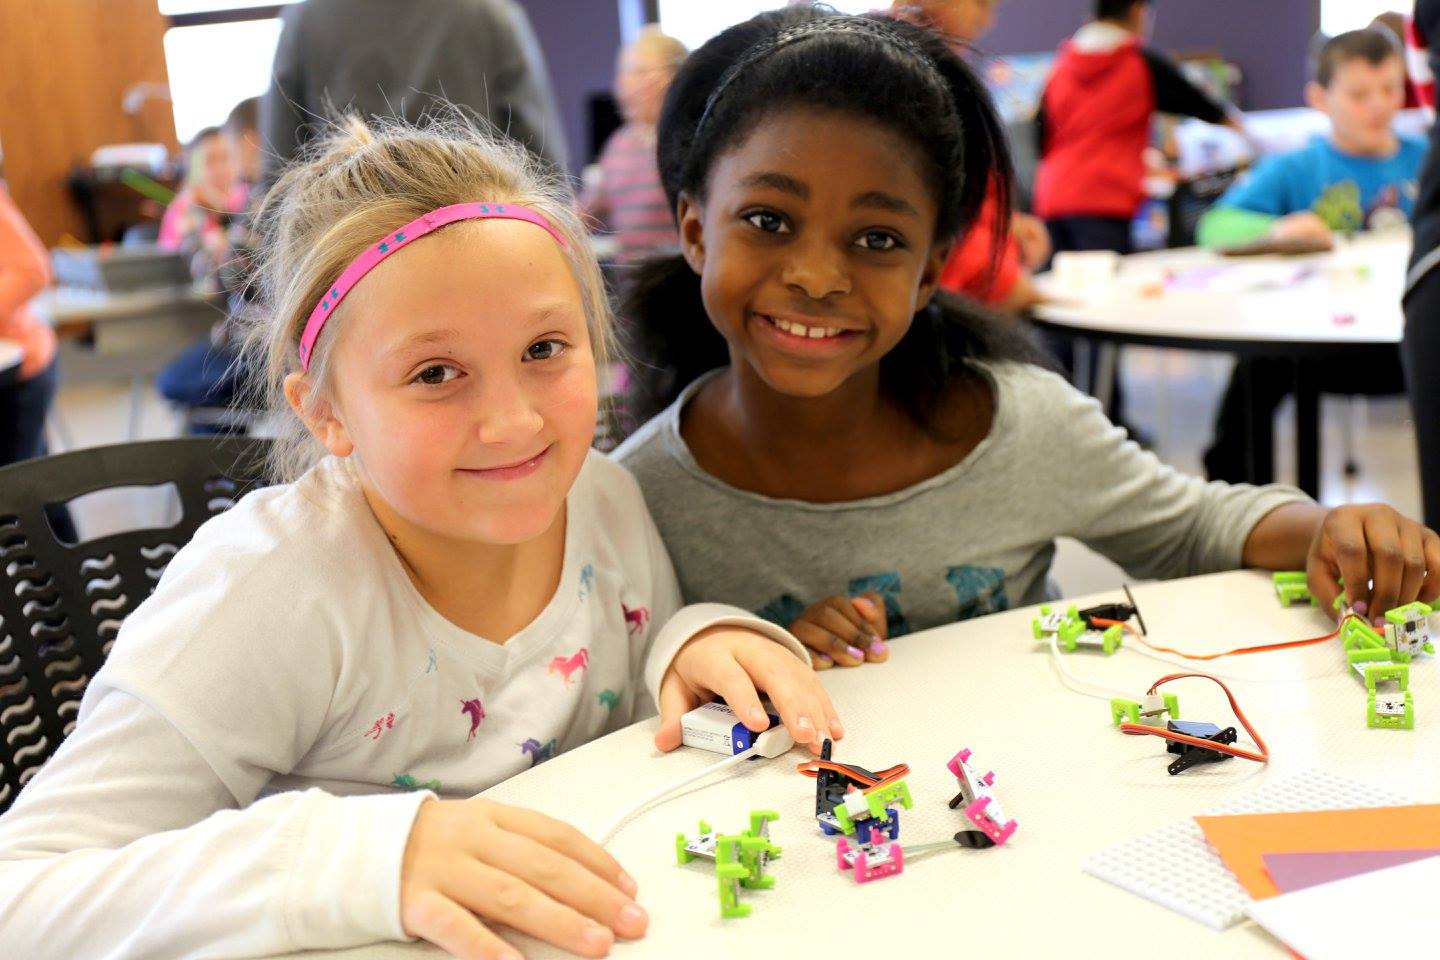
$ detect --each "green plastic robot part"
[1032,604,1123,655]
[1348,648,1415,730]
[676,810,781,919]
[1384,602,1436,657]
[1110,692,1181,727]
[829,779,914,836]
[1342,601,1436,664]
[1281,584,1426,731]
[1365,661,1414,731]
[1272,571,1315,607]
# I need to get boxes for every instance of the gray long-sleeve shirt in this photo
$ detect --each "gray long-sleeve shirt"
[260,0,568,179]
[614,361,1309,636]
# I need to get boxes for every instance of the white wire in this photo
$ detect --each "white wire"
[597,745,761,845]
[1047,631,1131,701]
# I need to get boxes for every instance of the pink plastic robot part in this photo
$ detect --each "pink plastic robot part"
[944,748,972,780]
[948,747,1019,847]
[964,795,1018,846]
[836,826,904,884]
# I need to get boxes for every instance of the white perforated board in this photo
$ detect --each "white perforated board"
[1082,768,1410,930]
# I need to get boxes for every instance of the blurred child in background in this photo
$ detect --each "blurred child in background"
[158,125,247,291]
[1198,29,1422,484]
[0,177,56,466]
[890,0,1050,313]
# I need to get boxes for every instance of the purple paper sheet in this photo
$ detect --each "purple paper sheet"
[1262,848,1440,893]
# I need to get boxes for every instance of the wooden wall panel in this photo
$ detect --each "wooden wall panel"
[0,0,178,246]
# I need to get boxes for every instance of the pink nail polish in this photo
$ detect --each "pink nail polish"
[870,640,887,655]
[846,645,864,659]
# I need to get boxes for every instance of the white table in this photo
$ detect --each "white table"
[1033,230,1408,497]
[273,570,1438,959]
[31,284,221,440]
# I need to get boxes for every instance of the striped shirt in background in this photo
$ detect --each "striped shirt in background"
[1407,14,1436,113]
[581,123,679,262]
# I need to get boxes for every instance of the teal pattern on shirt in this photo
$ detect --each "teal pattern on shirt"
[755,567,1006,637]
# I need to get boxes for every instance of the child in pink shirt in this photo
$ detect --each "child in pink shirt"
[0,182,57,465]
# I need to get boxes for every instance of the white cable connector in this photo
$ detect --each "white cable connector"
[596,711,795,845]
[750,725,795,757]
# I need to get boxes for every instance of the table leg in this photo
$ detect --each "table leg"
[128,377,144,440]
[1074,338,1092,394]
[1294,358,1320,499]
[1242,360,1256,484]
[1094,343,1117,416]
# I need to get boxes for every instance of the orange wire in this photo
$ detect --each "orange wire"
[795,759,910,794]
[1118,672,1270,764]
[1091,616,1345,661]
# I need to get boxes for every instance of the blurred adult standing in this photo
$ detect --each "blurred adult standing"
[261,0,568,179]
[580,26,687,263]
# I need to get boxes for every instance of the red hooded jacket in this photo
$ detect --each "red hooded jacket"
[1034,28,1227,220]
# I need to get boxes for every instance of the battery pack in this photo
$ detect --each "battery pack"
[681,701,780,756]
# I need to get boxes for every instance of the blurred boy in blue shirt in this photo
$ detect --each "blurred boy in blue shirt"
[1199,28,1423,248]
[1200,28,1418,485]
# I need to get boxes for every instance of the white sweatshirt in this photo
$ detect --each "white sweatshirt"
[0,451,805,959]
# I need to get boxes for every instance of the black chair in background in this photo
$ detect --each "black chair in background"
[1167,165,1242,248]
[0,437,271,812]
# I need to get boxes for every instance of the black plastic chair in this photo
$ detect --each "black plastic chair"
[0,437,272,812]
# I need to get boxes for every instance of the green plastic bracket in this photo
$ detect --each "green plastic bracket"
[1110,698,1140,726]
[675,832,690,865]
[1364,662,1410,692]
[715,838,751,919]
[681,811,780,918]
[1272,571,1313,607]
[1386,601,1434,624]
[1057,606,1087,651]
[735,835,780,889]
[864,780,913,819]
[1032,605,1053,640]
[675,818,714,865]
[1342,617,1386,653]
[1366,690,1415,730]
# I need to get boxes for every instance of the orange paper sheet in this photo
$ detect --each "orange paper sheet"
[1194,804,1440,900]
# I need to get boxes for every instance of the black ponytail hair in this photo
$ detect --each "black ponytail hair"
[624,5,1050,430]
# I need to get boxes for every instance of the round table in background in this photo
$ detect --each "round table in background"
[1032,231,1407,498]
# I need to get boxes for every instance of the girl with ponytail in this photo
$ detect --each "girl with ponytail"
[616,6,1422,668]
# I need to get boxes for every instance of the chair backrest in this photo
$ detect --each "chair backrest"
[0,437,272,812]
[1168,166,1243,248]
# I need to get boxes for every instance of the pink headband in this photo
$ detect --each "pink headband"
[297,201,569,369]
